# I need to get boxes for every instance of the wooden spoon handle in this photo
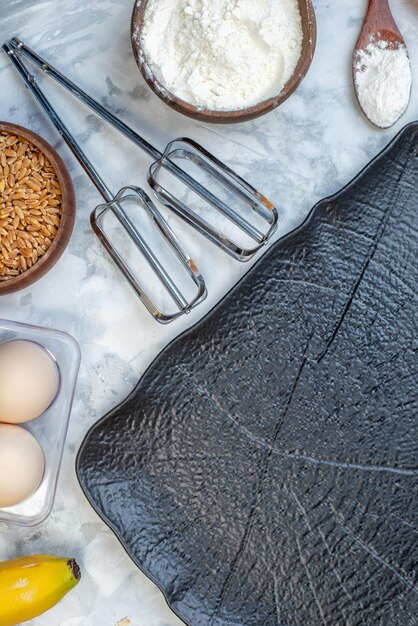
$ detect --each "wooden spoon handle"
[368,0,399,32]
[356,0,403,50]
[367,0,394,24]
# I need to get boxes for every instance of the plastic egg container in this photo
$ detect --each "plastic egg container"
[0,319,80,526]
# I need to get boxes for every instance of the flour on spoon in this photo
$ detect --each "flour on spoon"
[354,38,412,128]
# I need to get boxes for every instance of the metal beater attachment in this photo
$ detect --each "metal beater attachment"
[3,41,206,323]
[91,187,206,323]
[149,138,277,259]
[6,38,278,261]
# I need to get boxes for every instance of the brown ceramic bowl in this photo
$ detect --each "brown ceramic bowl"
[131,0,317,124]
[0,122,76,295]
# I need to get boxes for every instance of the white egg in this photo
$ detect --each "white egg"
[0,424,45,508]
[0,340,59,423]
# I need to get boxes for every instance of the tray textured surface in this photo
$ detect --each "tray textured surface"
[77,124,418,626]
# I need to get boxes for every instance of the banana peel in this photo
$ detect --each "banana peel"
[0,554,80,626]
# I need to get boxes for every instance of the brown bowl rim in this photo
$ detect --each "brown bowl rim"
[131,0,317,124]
[0,122,76,296]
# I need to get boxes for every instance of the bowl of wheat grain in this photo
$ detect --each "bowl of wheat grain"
[0,122,76,295]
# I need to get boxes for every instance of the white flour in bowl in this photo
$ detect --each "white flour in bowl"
[137,0,303,111]
[354,39,412,129]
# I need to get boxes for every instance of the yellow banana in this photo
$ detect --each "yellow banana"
[0,554,80,626]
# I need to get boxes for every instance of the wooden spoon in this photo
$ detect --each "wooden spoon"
[353,0,412,128]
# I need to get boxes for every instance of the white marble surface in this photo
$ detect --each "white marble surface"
[0,1,417,624]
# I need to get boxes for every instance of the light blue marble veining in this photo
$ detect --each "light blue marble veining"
[0,1,417,624]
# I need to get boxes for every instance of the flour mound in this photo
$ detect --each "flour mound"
[138,0,303,111]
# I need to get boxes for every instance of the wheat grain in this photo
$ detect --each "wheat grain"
[0,131,63,281]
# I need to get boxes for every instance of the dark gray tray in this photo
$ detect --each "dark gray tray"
[77,123,418,626]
